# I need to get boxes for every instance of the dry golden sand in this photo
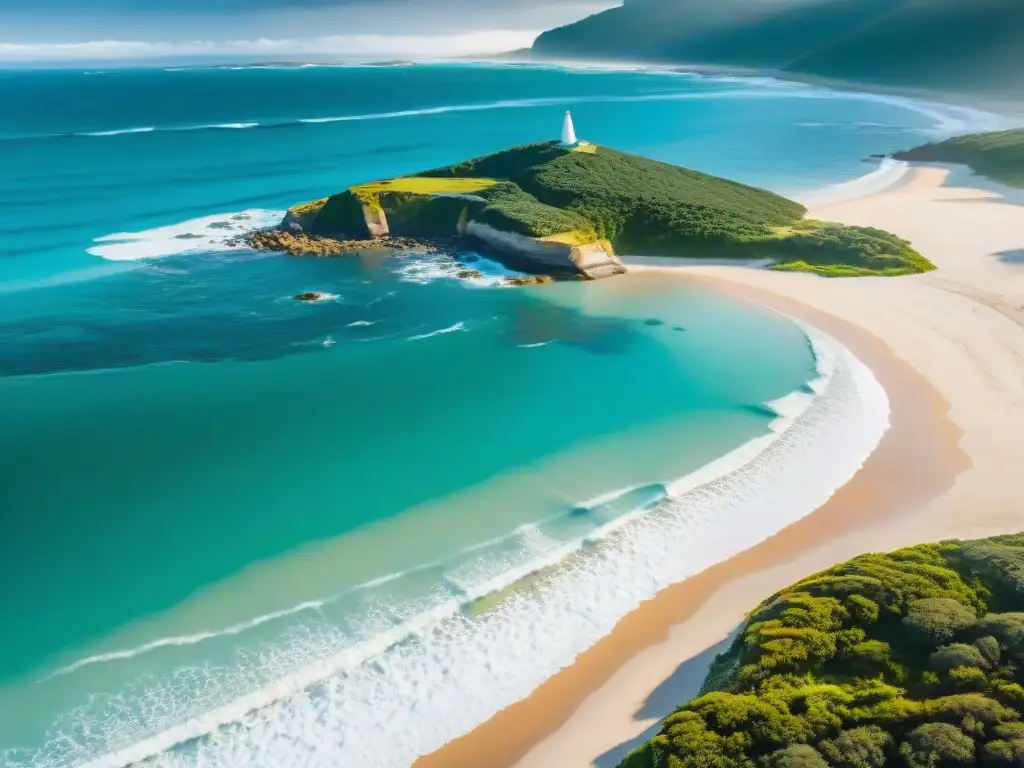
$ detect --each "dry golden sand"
[415,166,1024,768]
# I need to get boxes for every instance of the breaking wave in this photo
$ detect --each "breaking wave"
[12,320,890,768]
[1,84,1001,143]
[790,157,912,207]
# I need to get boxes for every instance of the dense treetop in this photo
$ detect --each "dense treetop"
[619,534,1024,768]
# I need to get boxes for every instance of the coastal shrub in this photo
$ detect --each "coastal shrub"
[958,539,1024,604]
[904,598,978,645]
[948,665,990,692]
[924,693,1017,729]
[846,594,881,624]
[616,535,1024,768]
[473,182,595,238]
[977,614,1024,661]
[817,725,890,768]
[982,737,1024,766]
[899,723,975,767]
[976,636,1003,669]
[761,744,828,768]
[931,643,991,671]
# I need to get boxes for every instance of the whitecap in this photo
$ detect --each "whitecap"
[405,321,466,341]
[79,127,156,137]
[21,319,889,768]
[87,209,283,261]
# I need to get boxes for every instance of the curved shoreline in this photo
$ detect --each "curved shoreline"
[418,162,1024,768]
[413,277,967,768]
[68,295,880,768]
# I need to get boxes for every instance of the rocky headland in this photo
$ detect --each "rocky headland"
[261,139,933,279]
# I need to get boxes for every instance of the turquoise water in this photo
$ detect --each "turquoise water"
[0,63,992,767]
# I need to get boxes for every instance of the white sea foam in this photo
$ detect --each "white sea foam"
[790,157,912,207]
[178,122,260,131]
[15,317,889,768]
[35,78,998,144]
[44,601,328,681]
[405,321,466,341]
[81,127,156,137]
[87,209,283,261]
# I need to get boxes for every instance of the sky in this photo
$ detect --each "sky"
[0,0,619,63]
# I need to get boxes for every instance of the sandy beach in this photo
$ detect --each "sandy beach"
[415,164,1024,768]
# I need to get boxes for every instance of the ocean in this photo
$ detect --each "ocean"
[0,62,999,767]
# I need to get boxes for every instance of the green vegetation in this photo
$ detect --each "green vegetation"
[352,176,498,196]
[293,141,933,276]
[531,0,1024,99]
[895,129,1024,189]
[619,534,1024,768]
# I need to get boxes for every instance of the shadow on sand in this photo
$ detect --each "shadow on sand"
[593,628,739,768]
[998,249,1024,264]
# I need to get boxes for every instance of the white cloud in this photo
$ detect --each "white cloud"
[0,29,540,62]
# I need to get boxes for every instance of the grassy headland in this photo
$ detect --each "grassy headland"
[620,533,1024,768]
[288,142,933,277]
[895,128,1024,189]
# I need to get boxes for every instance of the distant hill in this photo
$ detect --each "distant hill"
[895,128,1024,188]
[532,0,1024,99]
[620,533,1024,768]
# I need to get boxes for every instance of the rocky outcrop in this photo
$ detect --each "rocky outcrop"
[464,222,626,280]
[248,229,442,257]
[504,275,555,286]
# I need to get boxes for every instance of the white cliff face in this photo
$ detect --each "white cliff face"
[561,111,578,146]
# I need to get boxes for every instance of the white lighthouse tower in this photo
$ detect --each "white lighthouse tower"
[560,111,578,147]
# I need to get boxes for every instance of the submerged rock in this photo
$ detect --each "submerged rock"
[294,292,326,302]
[247,229,451,257]
[504,275,555,287]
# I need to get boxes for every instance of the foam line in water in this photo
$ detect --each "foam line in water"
[4,80,1001,143]
[82,127,156,137]
[405,321,467,341]
[19,317,889,768]
[43,600,328,681]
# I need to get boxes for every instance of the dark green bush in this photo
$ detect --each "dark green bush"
[904,598,978,645]
[617,536,1024,768]
[762,744,829,768]
[817,725,890,768]
[930,643,991,671]
[899,722,975,767]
